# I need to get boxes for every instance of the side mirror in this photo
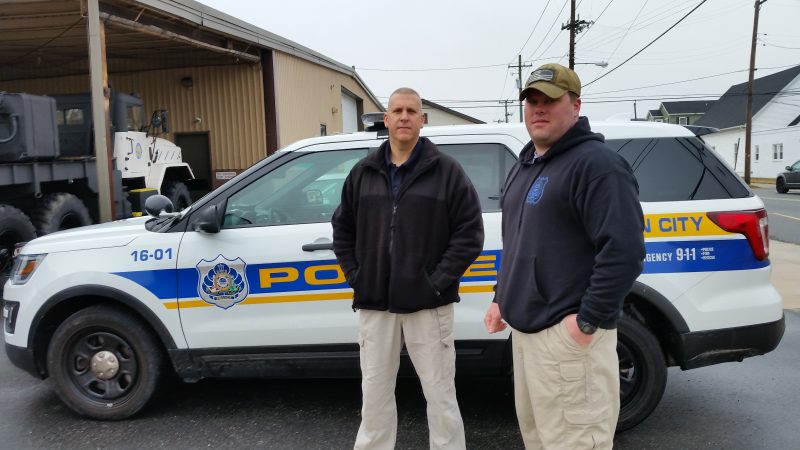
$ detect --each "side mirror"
[194,204,221,233]
[161,110,169,133]
[786,166,792,171]
[144,194,174,217]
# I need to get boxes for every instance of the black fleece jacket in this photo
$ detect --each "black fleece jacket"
[332,137,484,313]
[495,117,645,333]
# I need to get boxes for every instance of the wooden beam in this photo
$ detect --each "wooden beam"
[100,12,260,63]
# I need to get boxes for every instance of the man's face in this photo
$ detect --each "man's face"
[384,93,424,146]
[523,90,581,151]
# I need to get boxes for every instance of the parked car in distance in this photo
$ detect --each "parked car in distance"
[776,160,800,193]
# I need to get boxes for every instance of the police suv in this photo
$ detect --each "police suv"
[3,117,785,431]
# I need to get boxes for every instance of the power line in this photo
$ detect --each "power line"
[583,0,709,88]
[356,63,508,72]
[415,90,800,110]
[575,0,617,44]
[515,0,554,57]
[527,0,570,61]
[577,0,696,51]
[759,38,800,50]
[606,0,649,65]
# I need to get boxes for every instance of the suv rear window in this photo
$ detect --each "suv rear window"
[605,137,750,202]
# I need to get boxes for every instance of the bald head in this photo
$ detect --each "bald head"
[388,87,422,111]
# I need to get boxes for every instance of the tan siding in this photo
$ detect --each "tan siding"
[422,107,479,126]
[273,51,382,147]
[0,64,267,171]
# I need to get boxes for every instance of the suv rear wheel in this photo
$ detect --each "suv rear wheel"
[617,314,668,431]
[46,305,163,420]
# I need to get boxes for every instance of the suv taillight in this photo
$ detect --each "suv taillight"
[706,209,769,261]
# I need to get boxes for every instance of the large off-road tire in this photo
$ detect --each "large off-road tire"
[46,305,164,420]
[0,204,37,288]
[162,181,191,212]
[616,314,668,432]
[32,193,92,235]
[776,177,789,194]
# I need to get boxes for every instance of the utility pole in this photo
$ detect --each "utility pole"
[499,100,515,123]
[509,55,532,122]
[561,0,594,69]
[744,0,767,185]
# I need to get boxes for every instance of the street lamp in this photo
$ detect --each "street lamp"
[574,61,608,68]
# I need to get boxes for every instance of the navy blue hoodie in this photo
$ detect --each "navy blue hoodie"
[495,116,645,333]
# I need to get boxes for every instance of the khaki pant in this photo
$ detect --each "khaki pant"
[512,320,619,450]
[355,304,466,450]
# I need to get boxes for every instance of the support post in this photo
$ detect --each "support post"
[87,0,115,221]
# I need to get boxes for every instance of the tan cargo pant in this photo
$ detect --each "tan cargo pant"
[512,319,619,450]
[354,304,466,450]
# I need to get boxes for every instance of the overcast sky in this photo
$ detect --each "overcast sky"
[196,0,798,124]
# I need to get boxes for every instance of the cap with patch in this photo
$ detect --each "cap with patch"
[519,63,581,100]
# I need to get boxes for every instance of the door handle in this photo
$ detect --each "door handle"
[302,242,333,252]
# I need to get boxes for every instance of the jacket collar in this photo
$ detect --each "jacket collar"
[518,116,604,166]
[363,136,440,172]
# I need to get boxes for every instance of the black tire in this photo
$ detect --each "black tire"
[32,193,92,236]
[0,204,37,285]
[616,314,667,432]
[162,181,191,212]
[46,305,163,420]
[776,177,789,194]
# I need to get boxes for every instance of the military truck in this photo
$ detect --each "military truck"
[0,90,194,286]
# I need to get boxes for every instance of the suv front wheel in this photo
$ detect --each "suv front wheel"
[776,177,789,194]
[46,305,163,420]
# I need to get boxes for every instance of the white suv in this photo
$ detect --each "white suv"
[3,120,784,430]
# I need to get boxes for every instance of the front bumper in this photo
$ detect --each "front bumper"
[4,342,41,378]
[679,314,785,370]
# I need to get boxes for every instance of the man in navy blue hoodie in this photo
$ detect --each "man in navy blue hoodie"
[484,64,645,449]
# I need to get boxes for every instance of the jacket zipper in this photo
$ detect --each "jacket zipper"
[384,157,436,311]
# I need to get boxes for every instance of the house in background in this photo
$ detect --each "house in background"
[646,100,715,125]
[421,99,485,126]
[695,65,800,179]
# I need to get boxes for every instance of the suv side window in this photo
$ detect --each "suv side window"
[606,137,749,202]
[438,143,517,212]
[222,149,366,228]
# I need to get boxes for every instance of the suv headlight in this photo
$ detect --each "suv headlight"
[10,254,46,284]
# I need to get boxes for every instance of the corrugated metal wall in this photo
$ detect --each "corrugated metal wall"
[273,52,382,147]
[1,64,267,170]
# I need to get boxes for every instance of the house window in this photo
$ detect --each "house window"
[319,124,327,136]
[755,145,759,162]
[678,117,688,125]
[773,143,783,160]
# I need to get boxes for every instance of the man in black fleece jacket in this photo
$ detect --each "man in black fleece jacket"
[484,64,645,448]
[332,87,483,449]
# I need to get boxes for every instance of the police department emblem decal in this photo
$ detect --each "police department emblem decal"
[196,255,249,309]
[527,177,549,204]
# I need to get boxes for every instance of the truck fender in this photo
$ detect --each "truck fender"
[27,285,180,377]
